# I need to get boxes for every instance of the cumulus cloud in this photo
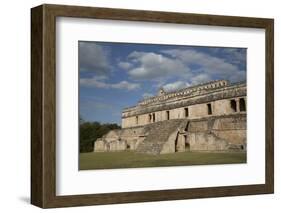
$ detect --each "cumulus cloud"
[79,43,246,96]
[79,42,111,74]
[126,51,190,81]
[220,48,247,65]
[162,81,191,92]
[111,81,140,90]
[142,93,154,99]
[80,76,140,91]
[228,70,246,82]
[161,49,246,83]
[161,49,235,73]
[116,47,245,87]
[190,73,212,85]
[118,61,133,70]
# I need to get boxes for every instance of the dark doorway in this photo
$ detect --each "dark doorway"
[207,103,212,115]
[126,144,130,150]
[239,98,246,111]
[166,111,170,120]
[184,135,190,151]
[230,99,237,112]
[184,107,189,117]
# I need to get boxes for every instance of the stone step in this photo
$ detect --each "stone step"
[136,119,188,154]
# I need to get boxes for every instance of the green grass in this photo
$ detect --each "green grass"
[79,151,246,170]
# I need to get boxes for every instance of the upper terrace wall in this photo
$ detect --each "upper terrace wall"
[122,81,245,116]
[121,81,246,128]
[122,96,247,128]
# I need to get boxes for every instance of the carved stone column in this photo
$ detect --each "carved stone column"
[236,98,240,112]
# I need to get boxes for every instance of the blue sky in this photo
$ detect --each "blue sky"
[79,41,246,124]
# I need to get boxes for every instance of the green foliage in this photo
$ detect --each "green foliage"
[79,121,121,153]
[79,151,247,170]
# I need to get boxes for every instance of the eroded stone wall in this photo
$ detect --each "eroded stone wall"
[122,96,246,128]
[95,114,246,154]
[186,114,246,151]
[94,80,247,154]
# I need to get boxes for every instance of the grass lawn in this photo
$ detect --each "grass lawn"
[79,151,246,170]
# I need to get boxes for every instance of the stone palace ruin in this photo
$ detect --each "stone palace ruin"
[94,80,247,155]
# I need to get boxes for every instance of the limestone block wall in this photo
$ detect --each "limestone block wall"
[175,134,187,152]
[137,114,149,126]
[213,99,234,114]
[126,139,137,150]
[109,140,127,151]
[94,139,129,152]
[168,108,184,119]
[94,139,106,152]
[94,126,147,152]
[187,103,210,118]
[212,116,247,130]
[189,120,209,132]
[213,130,246,146]
[95,114,246,154]
[122,116,136,128]
[122,96,247,128]
[187,114,246,151]
[187,132,229,151]
[160,130,179,154]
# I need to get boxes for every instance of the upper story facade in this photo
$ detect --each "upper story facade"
[121,80,246,128]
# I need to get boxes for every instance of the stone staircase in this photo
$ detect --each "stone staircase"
[136,119,188,155]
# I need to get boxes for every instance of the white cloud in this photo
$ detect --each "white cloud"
[229,70,246,82]
[142,93,154,99]
[162,81,191,92]
[111,81,140,90]
[93,75,108,81]
[209,48,246,65]
[118,61,132,70]
[80,76,140,91]
[220,48,247,65]
[190,73,212,85]
[79,42,111,74]
[126,51,190,80]
[161,49,246,83]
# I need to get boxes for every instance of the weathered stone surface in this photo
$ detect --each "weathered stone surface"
[121,86,246,128]
[93,80,247,154]
[187,132,229,151]
[136,119,188,155]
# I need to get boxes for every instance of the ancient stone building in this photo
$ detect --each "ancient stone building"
[94,80,247,155]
